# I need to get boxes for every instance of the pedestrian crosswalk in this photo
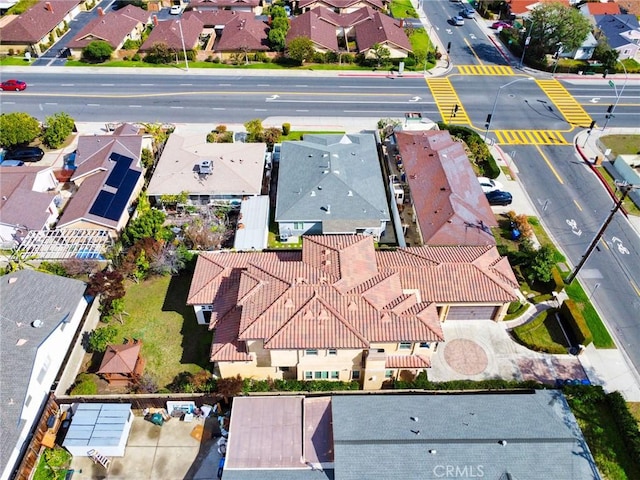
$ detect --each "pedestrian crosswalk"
[535,79,593,128]
[425,78,470,124]
[492,130,570,145]
[457,65,514,76]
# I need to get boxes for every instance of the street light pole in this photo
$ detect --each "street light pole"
[602,59,628,130]
[519,20,534,69]
[564,182,637,284]
[483,77,534,142]
[177,19,189,72]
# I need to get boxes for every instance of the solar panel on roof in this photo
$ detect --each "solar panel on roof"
[106,153,133,188]
[104,169,141,221]
[89,191,115,217]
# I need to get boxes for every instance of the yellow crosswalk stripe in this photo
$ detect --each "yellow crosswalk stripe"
[426,78,470,124]
[492,130,570,145]
[457,65,514,75]
[536,79,593,128]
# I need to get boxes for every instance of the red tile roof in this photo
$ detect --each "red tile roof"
[617,0,640,16]
[584,2,621,15]
[395,130,497,246]
[140,17,203,52]
[385,354,431,368]
[188,235,517,361]
[508,0,570,16]
[215,16,269,51]
[0,0,80,43]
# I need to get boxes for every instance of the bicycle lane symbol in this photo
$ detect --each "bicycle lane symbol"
[566,219,582,236]
[611,236,630,255]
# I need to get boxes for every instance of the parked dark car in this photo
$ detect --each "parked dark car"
[0,79,27,91]
[485,190,513,206]
[5,146,45,162]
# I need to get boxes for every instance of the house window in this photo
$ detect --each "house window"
[328,349,337,356]
[305,371,312,380]
[314,371,329,379]
[419,342,430,348]
[305,349,318,356]
[294,222,304,230]
[330,371,339,379]
[385,370,394,378]
[399,342,412,350]
[352,370,361,380]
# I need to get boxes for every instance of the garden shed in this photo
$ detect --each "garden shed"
[63,403,133,457]
[98,341,145,386]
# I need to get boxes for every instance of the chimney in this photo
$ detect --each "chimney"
[45,1,53,12]
[98,6,104,16]
[153,15,159,26]
[399,18,404,27]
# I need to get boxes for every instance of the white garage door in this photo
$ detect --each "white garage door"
[446,305,499,320]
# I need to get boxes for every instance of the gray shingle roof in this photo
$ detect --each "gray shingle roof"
[331,391,600,480]
[595,14,640,48]
[0,270,87,477]
[275,134,390,225]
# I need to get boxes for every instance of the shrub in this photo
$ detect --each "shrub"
[88,325,118,352]
[0,112,41,148]
[215,124,227,133]
[560,299,593,346]
[43,112,75,149]
[606,391,640,465]
[132,53,141,62]
[39,261,68,277]
[506,211,533,238]
[282,122,291,135]
[254,51,268,62]
[82,40,113,63]
[70,373,98,395]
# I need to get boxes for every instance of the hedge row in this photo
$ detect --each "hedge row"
[607,391,640,466]
[560,299,593,346]
[243,378,360,392]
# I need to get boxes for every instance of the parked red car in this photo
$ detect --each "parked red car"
[0,79,27,91]
[491,21,512,29]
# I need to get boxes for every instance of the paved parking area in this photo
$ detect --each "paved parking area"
[69,415,222,480]
[430,321,587,384]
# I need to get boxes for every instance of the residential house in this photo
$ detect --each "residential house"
[595,14,640,61]
[146,131,266,205]
[394,130,497,246]
[559,31,598,60]
[617,0,640,16]
[506,0,570,18]
[296,0,385,15]
[181,10,265,56]
[97,341,145,386]
[186,235,518,389]
[0,0,82,56]
[0,270,88,480]
[189,0,262,14]
[67,5,151,58]
[287,7,411,58]
[56,124,145,235]
[139,16,203,52]
[0,166,61,248]
[223,391,599,479]
[275,134,390,240]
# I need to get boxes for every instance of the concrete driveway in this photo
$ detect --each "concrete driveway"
[429,321,587,384]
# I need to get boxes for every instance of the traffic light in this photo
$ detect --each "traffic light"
[447,42,451,54]
[607,105,614,113]
[603,69,608,79]
[587,120,596,134]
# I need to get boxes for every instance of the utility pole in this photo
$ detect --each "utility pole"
[564,183,636,284]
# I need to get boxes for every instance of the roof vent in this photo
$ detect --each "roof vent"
[410,416,419,422]
[348,190,353,196]
[8,277,17,284]
[32,319,44,328]
[199,160,212,175]
[499,440,507,446]
[429,449,437,455]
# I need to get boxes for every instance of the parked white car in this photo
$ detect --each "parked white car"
[170,4,182,14]
[478,177,504,193]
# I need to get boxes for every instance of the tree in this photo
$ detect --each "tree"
[87,270,125,312]
[371,43,391,67]
[88,325,118,353]
[271,16,289,32]
[0,112,41,148]
[122,209,168,246]
[244,118,264,142]
[82,40,114,63]
[592,35,619,71]
[144,42,174,64]
[525,244,555,284]
[141,148,154,169]
[42,112,75,149]
[528,3,591,61]
[268,27,287,52]
[287,36,315,65]
[270,5,287,18]
[262,127,282,145]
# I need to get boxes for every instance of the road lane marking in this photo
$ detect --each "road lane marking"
[573,199,582,211]
[534,144,564,184]
[87,104,100,106]
[129,105,142,108]
[425,78,470,124]
[463,38,483,65]
[535,79,593,128]
[630,279,640,297]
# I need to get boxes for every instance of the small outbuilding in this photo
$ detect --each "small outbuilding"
[63,403,134,457]
[98,341,145,386]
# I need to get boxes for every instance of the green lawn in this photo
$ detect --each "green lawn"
[0,56,33,66]
[111,275,212,388]
[564,279,615,348]
[599,134,640,157]
[281,130,345,141]
[389,0,418,18]
[512,309,568,354]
